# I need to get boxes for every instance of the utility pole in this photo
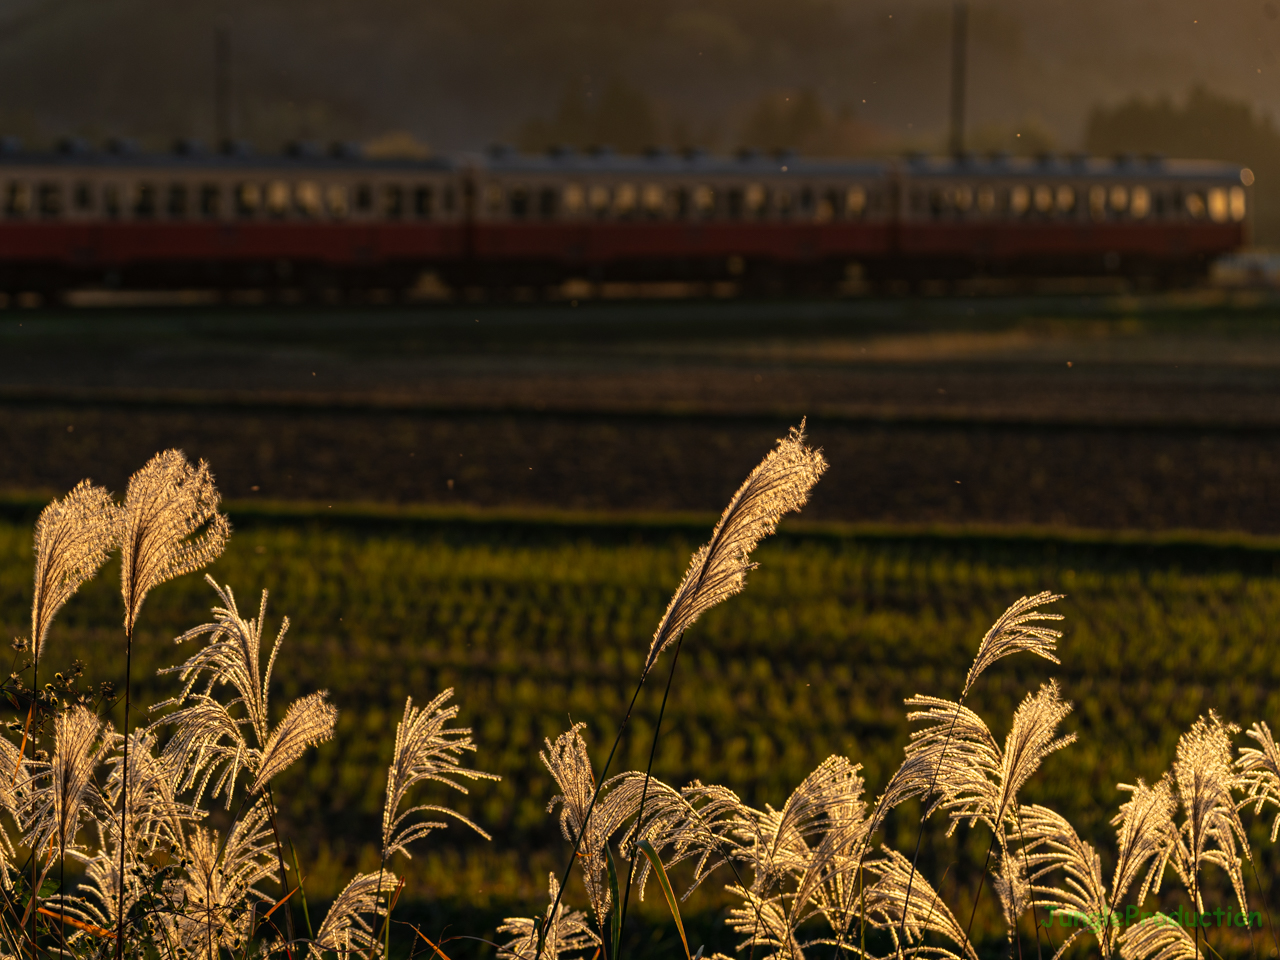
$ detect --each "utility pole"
[948,0,968,156]
[215,28,231,145]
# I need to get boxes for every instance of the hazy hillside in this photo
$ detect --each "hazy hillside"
[0,0,1274,157]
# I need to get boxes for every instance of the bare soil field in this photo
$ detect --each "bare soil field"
[4,294,1280,532]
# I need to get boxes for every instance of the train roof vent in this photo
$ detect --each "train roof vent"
[643,145,667,160]
[487,142,515,159]
[953,150,975,167]
[1143,152,1166,168]
[57,136,92,156]
[105,137,139,156]
[772,147,797,161]
[1068,151,1088,169]
[172,137,207,156]
[329,141,363,159]
[1114,151,1136,167]
[905,150,927,166]
[1035,151,1057,167]
[0,136,22,157]
[682,146,706,160]
[547,143,574,159]
[585,144,614,157]
[284,139,322,158]
[219,139,254,157]
[987,150,1011,165]
[736,146,761,161]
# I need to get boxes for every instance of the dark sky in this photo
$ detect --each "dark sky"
[0,0,1274,151]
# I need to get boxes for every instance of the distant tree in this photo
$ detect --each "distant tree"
[737,88,881,156]
[517,78,660,154]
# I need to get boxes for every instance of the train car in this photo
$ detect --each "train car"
[895,153,1249,284]
[0,139,1251,299]
[0,139,462,297]
[460,147,892,291]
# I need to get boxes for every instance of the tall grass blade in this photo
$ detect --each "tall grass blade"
[638,839,692,960]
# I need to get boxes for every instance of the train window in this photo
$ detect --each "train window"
[976,185,996,215]
[799,187,814,215]
[586,184,609,216]
[384,184,404,219]
[414,186,433,218]
[562,183,585,215]
[509,187,529,219]
[816,191,836,222]
[237,182,261,216]
[929,188,947,218]
[727,187,744,220]
[953,185,973,213]
[774,189,792,217]
[73,182,93,212]
[167,184,187,218]
[326,184,349,218]
[643,183,665,216]
[1088,185,1106,220]
[1231,186,1247,221]
[483,183,503,215]
[355,184,373,213]
[1109,185,1129,213]
[614,183,637,217]
[1055,185,1075,214]
[200,184,221,218]
[1010,185,1030,216]
[693,184,715,217]
[1130,186,1151,219]
[1185,192,1206,219]
[1208,187,1229,223]
[442,185,456,214]
[295,181,322,218]
[538,187,558,219]
[1153,191,1167,218]
[5,182,29,217]
[846,185,867,217]
[1033,185,1053,214]
[266,180,290,217]
[36,183,61,217]
[103,184,123,218]
[745,183,766,217]
[134,183,157,218]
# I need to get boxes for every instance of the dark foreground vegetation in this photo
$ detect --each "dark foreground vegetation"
[4,501,1280,955]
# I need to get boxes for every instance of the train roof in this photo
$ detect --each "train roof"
[0,139,1249,184]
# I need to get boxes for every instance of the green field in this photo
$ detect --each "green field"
[3,502,1280,952]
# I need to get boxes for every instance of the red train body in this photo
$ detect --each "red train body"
[0,142,1250,297]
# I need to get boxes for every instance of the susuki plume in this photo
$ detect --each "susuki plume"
[380,690,499,861]
[1119,916,1198,960]
[498,874,600,960]
[310,870,400,960]
[1111,778,1176,912]
[21,706,108,864]
[249,691,338,794]
[1238,721,1280,840]
[646,422,825,672]
[1020,803,1114,959]
[862,846,978,960]
[963,592,1063,698]
[29,481,121,659]
[120,450,229,632]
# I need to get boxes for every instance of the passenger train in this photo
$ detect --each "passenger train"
[0,138,1251,298]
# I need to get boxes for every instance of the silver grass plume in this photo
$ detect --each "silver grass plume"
[102,728,195,859]
[1119,916,1198,960]
[1020,803,1114,960]
[29,481,121,660]
[992,847,1031,950]
[542,724,643,925]
[626,779,751,899]
[250,691,338,794]
[171,809,277,959]
[962,592,1064,698]
[120,450,230,632]
[20,706,109,866]
[723,887,805,960]
[311,871,400,960]
[380,690,499,861]
[498,874,600,960]
[861,846,979,960]
[1237,721,1280,840]
[1167,712,1249,916]
[645,422,826,673]
[1111,778,1177,913]
[908,682,1076,837]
